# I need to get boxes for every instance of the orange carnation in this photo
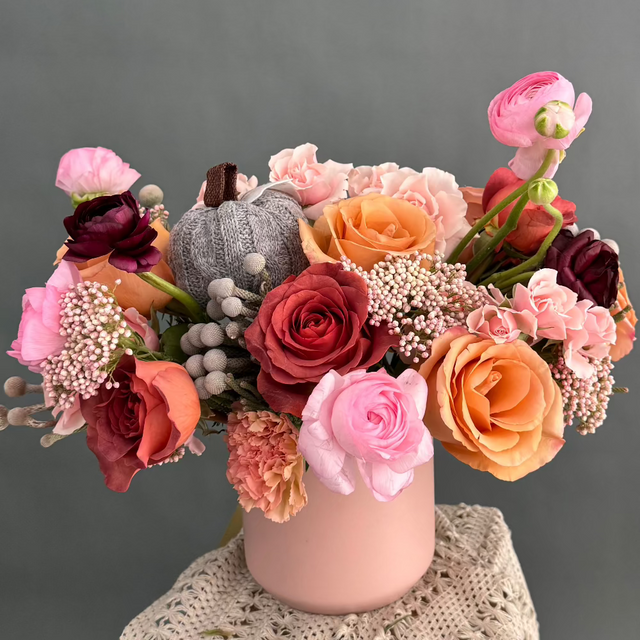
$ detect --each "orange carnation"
[610,269,636,362]
[299,193,437,271]
[419,327,565,481]
[55,219,174,317]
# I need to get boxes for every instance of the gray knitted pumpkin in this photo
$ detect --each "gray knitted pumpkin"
[169,187,310,306]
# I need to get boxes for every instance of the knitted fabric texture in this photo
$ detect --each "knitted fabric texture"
[121,504,539,640]
[169,190,310,305]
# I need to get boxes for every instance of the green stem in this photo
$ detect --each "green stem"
[468,253,494,284]
[491,270,536,292]
[465,193,531,275]
[448,149,558,265]
[137,272,206,323]
[485,202,564,288]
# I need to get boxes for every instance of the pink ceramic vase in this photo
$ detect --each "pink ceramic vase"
[243,458,435,615]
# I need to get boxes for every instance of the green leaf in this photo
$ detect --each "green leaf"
[160,323,190,363]
[200,630,234,638]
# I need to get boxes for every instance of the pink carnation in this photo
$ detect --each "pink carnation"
[378,167,471,259]
[226,410,308,523]
[347,162,400,196]
[488,71,592,179]
[268,143,352,220]
[55,147,141,198]
[467,304,537,343]
[8,261,82,373]
[298,369,433,502]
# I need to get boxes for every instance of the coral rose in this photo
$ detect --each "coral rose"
[226,410,307,523]
[482,167,577,254]
[419,327,565,481]
[299,194,437,271]
[81,355,201,492]
[244,262,397,417]
[610,269,636,362]
[56,219,174,317]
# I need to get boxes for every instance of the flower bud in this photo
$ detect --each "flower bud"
[528,178,558,205]
[534,101,575,139]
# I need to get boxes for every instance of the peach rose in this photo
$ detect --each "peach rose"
[55,219,174,317]
[610,269,637,362]
[299,193,437,271]
[419,327,565,481]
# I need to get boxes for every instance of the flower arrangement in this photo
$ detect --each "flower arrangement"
[2,72,634,523]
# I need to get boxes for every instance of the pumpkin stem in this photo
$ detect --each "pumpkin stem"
[204,163,238,207]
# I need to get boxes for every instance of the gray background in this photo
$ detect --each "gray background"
[1,1,638,638]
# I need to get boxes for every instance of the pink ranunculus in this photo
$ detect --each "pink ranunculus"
[488,71,592,179]
[268,143,352,220]
[123,308,160,351]
[347,162,400,196]
[298,368,433,502]
[55,147,141,198]
[379,167,471,259]
[8,262,83,373]
[512,268,585,341]
[467,304,537,343]
[194,173,258,209]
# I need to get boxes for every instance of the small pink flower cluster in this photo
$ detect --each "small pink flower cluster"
[143,203,169,225]
[343,252,489,362]
[43,281,132,410]
[550,356,614,434]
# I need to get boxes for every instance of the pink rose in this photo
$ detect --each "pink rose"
[347,162,400,196]
[123,308,160,351]
[488,71,592,179]
[8,262,82,373]
[55,147,141,198]
[467,304,537,343]
[298,369,433,502]
[268,143,352,220]
[512,269,584,340]
[377,167,471,259]
[194,173,258,209]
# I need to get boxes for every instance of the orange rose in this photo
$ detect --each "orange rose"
[55,219,174,317]
[419,327,565,481]
[299,193,437,271]
[610,269,636,362]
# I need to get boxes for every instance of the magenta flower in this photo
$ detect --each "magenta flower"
[55,147,140,198]
[62,191,161,273]
[298,369,433,502]
[8,261,82,373]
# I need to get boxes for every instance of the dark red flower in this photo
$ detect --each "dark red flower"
[63,191,161,273]
[244,263,398,417]
[545,229,619,308]
[482,167,577,255]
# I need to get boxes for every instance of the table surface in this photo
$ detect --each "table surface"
[121,504,539,640]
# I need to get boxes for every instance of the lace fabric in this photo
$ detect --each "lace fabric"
[121,504,539,640]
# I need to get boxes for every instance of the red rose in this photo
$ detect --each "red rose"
[81,356,201,492]
[482,167,577,254]
[245,263,397,416]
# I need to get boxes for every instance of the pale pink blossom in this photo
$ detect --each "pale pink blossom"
[123,308,160,351]
[55,147,141,197]
[347,162,400,196]
[193,173,258,209]
[298,369,433,502]
[8,262,82,373]
[378,167,471,258]
[488,71,592,179]
[268,143,352,220]
[512,269,584,340]
[467,304,537,343]
[49,394,85,436]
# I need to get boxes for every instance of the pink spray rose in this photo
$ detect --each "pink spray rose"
[123,308,160,351]
[378,167,471,258]
[194,173,258,209]
[298,368,433,502]
[55,147,141,198]
[8,261,82,373]
[488,71,592,179]
[268,143,352,220]
[347,163,400,196]
[467,304,537,343]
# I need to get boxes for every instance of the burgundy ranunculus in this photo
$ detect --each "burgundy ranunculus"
[545,229,620,308]
[244,263,398,417]
[62,191,161,273]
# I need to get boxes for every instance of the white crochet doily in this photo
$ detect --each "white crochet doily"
[121,504,539,640]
